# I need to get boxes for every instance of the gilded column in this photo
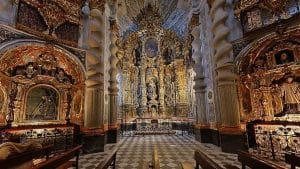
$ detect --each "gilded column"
[158,64,165,116]
[137,65,147,117]
[210,0,241,152]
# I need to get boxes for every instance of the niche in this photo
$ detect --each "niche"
[25,86,59,121]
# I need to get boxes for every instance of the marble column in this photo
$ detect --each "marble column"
[192,25,209,143]
[83,5,106,153]
[192,26,207,125]
[210,0,243,153]
[107,6,123,142]
[84,8,104,129]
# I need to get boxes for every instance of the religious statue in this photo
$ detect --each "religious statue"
[164,76,173,106]
[147,79,157,100]
[253,58,266,72]
[276,52,294,65]
[280,75,300,113]
[134,42,142,66]
[151,106,157,117]
[81,1,90,17]
[163,47,173,64]
[137,83,142,101]
[25,62,36,78]
[271,85,284,115]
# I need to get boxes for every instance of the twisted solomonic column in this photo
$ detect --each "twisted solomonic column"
[108,19,122,130]
[210,0,240,132]
[192,26,207,126]
[84,8,105,129]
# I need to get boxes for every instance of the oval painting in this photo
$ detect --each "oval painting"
[145,38,158,58]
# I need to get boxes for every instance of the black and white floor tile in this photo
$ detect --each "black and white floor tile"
[72,134,243,169]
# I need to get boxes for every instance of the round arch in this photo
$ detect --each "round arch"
[0,39,86,81]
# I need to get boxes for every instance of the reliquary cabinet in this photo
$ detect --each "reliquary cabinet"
[0,44,85,126]
[237,32,300,122]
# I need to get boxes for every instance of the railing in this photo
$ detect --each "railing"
[250,123,300,161]
[121,118,194,136]
[0,123,80,153]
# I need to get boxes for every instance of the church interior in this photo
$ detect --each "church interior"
[0,0,300,169]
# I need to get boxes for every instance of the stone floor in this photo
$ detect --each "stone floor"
[73,134,243,169]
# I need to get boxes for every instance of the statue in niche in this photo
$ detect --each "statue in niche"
[56,68,66,82]
[280,75,300,114]
[271,85,284,115]
[164,76,173,106]
[147,79,157,100]
[37,51,57,76]
[25,62,37,78]
[275,50,294,65]
[163,47,173,64]
[133,42,142,66]
[137,83,142,97]
[145,38,158,58]
[151,105,157,117]
[7,83,18,123]
[253,58,266,72]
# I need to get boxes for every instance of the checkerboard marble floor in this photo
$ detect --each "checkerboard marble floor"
[71,134,245,169]
[115,135,241,169]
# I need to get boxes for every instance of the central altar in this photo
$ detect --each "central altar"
[117,5,194,119]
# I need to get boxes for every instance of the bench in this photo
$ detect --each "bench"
[180,162,194,169]
[195,150,223,169]
[96,146,118,169]
[285,153,300,169]
[33,145,82,169]
[195,150,239,169]
[151,147,160,169]
[140,148,159,169]
[238,151,285,169]
[0,145,53,169]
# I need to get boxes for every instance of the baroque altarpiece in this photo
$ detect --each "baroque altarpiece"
[0,0,86,127]
[118,5,194,119]
[234,0,300,122]
[234,0,300,161]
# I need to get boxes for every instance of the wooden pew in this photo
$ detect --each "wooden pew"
[285,153,300,169]
[147,147,160,169]
[238,151,285,169]
[151,147,160,169]
[33,145,82,169]
[96,146,118,169]
[195,150,239,169]
[0,145,53,169]
[194,150,223,169]
[180,162,194,169]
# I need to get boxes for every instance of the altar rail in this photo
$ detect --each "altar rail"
[121,119,194,135]
[247,120,300,161]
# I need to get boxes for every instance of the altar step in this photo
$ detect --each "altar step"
[134,130,176,135]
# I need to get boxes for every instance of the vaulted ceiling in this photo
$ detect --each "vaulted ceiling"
[116,0,200,38]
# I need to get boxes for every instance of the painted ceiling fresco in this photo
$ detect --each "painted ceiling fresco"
[117,0,198,38]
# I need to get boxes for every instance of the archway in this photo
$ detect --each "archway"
[0,40,85,126]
